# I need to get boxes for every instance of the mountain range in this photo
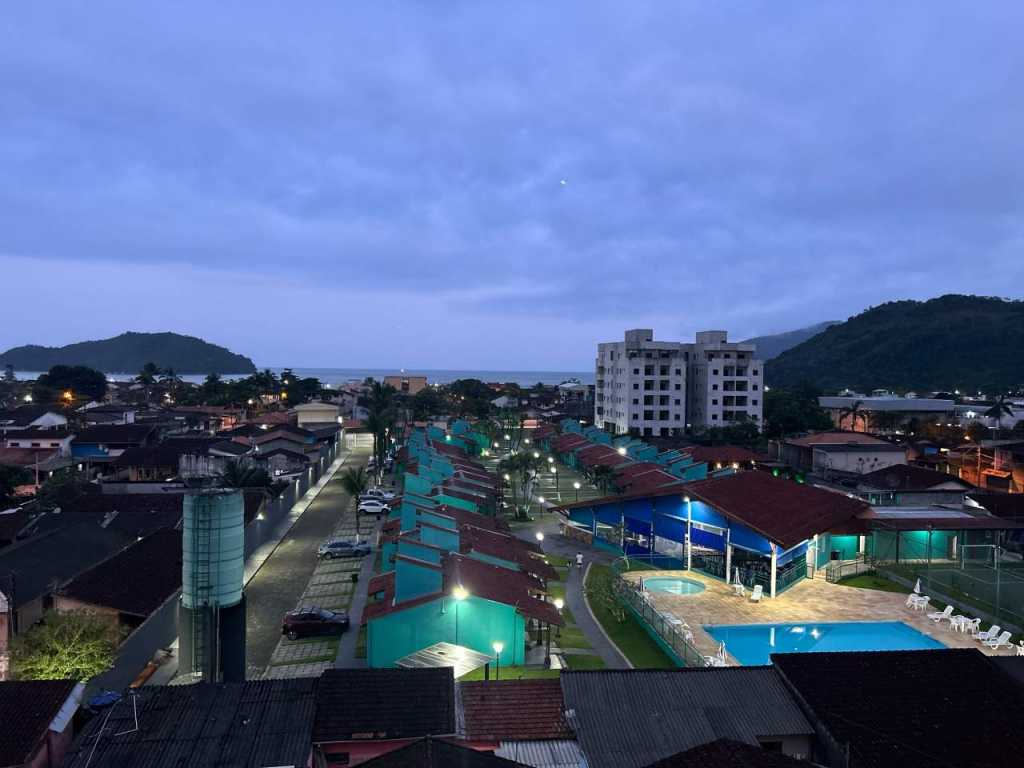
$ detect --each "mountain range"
[744,321,839,360]
[765,295,1024,392]
[0,332,257,375]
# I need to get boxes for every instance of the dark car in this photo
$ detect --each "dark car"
[281,607,349,640]
[318,538,372,559]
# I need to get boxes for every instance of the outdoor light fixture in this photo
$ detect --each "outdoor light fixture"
[452,585,469,601]
[536,532,545,542]
[573,481,581,489]
[684,495,691,503]
[492,641,504,654]
[533,451,540,458]
[554,598,564,611]
[493,442,500,448]
[525,438,531,444]
[504,434,511,440]
[538,496,546,504]
[503,473,510,481]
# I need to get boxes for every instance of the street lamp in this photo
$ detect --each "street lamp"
[536,531,545,543]
[573,481,581,502]
[533,451,540,459]
[551,464,559,500]
[554,597,564,611]
[617,446,627,456]
[452,585,469,646]
[525,438,531,445]
[492,641,504,680]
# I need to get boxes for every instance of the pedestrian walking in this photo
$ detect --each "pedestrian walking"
[576,552,584,569]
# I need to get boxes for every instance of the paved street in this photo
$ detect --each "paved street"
[245,449,369,677]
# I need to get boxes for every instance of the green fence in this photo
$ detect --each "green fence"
[612,571,709,667]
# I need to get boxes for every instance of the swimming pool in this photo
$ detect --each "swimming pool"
[704,621,945,665]
[642,577,706,596]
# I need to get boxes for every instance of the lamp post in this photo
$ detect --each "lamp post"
[452,585,468,646]
[573,481,581,502]
[536,531,544,544]
[552,464,559,500]
[492,641,504,680]
[554,598,564,639]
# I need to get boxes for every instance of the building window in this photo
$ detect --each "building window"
[644,410,654,420]
[674,414,681,420]
[712,384,718,391]
[633,383,639,390]
[752,384,759,391]
[674,399,680,405]
[674,368,682,375]
[633,368,640,375]
[752,399,758,405]
[632,398,639,405]
[659,410,670,420]
[752,369,759,376]
[712,414,718,420]
[675,384,681,390]
[660,366,670,376]
[712,369,719,376]
[712,399,718,405]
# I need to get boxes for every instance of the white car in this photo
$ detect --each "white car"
[362,487,396,501]
[358,498,389,516]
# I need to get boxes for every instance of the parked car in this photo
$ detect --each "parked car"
[360,487,396,501]
[281,607,350,640]
[318,538,372,559]
[358,498,389,516]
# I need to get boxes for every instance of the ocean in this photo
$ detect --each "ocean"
[12,367,595,388]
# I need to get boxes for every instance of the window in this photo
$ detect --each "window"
[644,365,654,376]
[753,369,759,376]
[633,368,639,375]
[31,442,40,447]
[659,396,669,405]
[659,410,670,420]
[712,369,719,376]
[712,399,718,405]
[752,399,759,405]
[753,384,759,391]
[632,398,639,405]
[674,414,681,420]
[712,384,718,391]
[675,384,681,390]
[711,414,718,420]
[674,368,682,375]
[633,383,639,390]
[644,395,654,405]
[674,399,680,405]
[644,410,654,420]
[659,366,669,376]
[644,381,654,390]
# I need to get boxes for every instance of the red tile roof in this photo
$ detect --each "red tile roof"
[445,554,562,626]
[686,471,870,549]
[459,525,558,581]
[459,679,572,741]
[785,432,892,447]
[684,445,764,465]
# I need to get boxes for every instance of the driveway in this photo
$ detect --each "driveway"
[245,450,368,676]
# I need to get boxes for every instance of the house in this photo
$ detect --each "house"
[54,528,182,634]
[62,678,317,768]
[79,403,137,426]
[778,432,906,474]
[560,668,814,768]
[458,679,583,766]
[384,375,428,395]
[1,429,74,457]
[291,400,341,428]
[818,395,956,433]
[854,464,973,506]
[772,649,1023,768]
[948,438,1024,493]
[71,424,158,460]
[313,667,455,766]
[0,679,83,768]
[0,407,68,432]
[109,445,190,481]
[357,737,529,768]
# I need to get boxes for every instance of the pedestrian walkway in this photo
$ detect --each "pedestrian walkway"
[334,517,383,668]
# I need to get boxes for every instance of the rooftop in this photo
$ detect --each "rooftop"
[358,736,528,767]
[458,679,571,741]
[857,464,972,491]
[644,739,812,768]
[73,423,156,444]
[445,554,562,626]
[785,432,893,448]
[560,668,812,768]
[772,649,1024,768]
[63,679,317,768]
[0,679,81,767]
[60,527,182,616]
[313,668,455,743]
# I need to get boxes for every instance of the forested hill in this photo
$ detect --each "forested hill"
[0,332,257,374]
[744,320,839,360]
[765,295,1024,392]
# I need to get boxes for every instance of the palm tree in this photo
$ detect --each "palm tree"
[136,362,161,403]
[339,466,370,535]
[840,400,866,432]
[218,460,272,489]
[160,367,183,402]
[985,396,1015,440]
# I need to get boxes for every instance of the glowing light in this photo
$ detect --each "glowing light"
[683,496,691,503]
[538,496,546,504]
[535,532,545,542]
[554,598,564,610]
[573,481,581,489]
[547,456,554,464]
[492,641,504,655]
[452,585,469,601]
[617,446,627,456]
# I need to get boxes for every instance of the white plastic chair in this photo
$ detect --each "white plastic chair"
[908,595,930,611]
[732,582,747,597]
[1016,641,1024,657]
[974,625,1000,643]
[749,584,763,603]
[984,631,1013,651]
[927,605,953,624]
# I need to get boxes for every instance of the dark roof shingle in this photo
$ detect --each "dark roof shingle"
[644,739,812,768]
[313,668,455,743]
[358,737,528,767]
[0,679,79,766]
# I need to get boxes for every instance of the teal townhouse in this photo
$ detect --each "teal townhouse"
[365,428,562,672]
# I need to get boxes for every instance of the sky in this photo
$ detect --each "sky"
[2,1,1023,371]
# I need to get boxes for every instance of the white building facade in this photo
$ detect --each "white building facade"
[595,329,763,436]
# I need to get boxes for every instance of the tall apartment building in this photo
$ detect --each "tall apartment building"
[595,329,763,436]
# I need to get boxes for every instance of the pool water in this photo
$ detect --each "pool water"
[704,621,945,665]
[642,577,706,596]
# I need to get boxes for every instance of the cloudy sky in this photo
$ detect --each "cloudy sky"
[2,1,1022,370]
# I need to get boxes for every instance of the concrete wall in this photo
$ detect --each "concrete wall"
[88,591,180,695]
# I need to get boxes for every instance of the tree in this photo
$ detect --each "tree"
[839,400,866,433]
[0,465,31,507]
[159,367,183,401]
[33,365,107,404]
[136,362,162,402]
[763,385,832,440]
[10,610,119,682]
[339,466,370,535]
[985,396,1015,439]
[217,460,273,489]
[36,470,93,510]
[498,451,543,520]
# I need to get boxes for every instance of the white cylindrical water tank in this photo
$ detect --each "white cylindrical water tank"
[182,489,245,609]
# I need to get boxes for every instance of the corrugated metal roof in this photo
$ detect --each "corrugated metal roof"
[560,668,812,768]
[494,739,584,768]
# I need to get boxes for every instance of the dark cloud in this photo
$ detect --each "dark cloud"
[2,1,1023,367]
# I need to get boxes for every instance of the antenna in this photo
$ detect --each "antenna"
[114,689,140,736]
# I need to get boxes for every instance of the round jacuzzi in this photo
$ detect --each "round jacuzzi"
[642,577,706,596]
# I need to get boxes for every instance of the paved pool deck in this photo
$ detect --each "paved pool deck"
[621,569,1015,664]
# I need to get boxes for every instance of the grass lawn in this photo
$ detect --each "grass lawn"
[564,654,606,670]
[354,625,367,659]
[546,554,570,568]
[837,573,906,593]
[586,565,676,669]
[548,582,566,602]
[458,665,560,681]
[556,626,592,650]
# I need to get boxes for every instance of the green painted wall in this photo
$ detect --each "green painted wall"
[368,595,526,669]
[394,557,443,602]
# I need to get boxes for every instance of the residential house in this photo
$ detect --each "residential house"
[0,407,68,432]
[645,740,813,768]
[62,678,317,768]
[778,432,906,475]
[854,464,973,506]
[560,668,814,767]
[357,738,529,768]
[313,667,455,766]
[1,429,74,457]
[947,438,1024,493]
[71,424,158,461]
[292,400,341,428]
[384,375,428,395]
[0,679,83,768]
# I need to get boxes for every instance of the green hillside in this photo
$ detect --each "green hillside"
[765,295,1024,392]
[0,332,257,375]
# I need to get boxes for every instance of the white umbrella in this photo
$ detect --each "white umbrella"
[913,578,921,594]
